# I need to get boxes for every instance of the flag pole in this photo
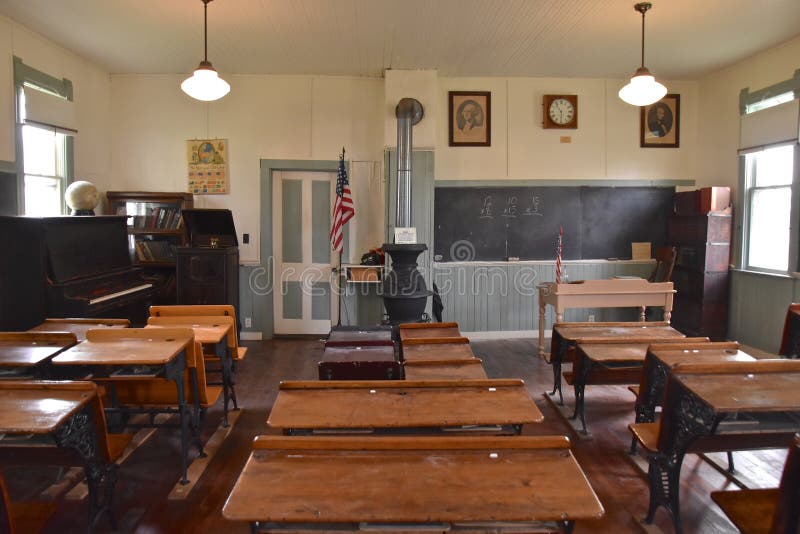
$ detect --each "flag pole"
[337,147,345,326]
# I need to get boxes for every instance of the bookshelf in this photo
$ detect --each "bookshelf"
[105,191,194,303]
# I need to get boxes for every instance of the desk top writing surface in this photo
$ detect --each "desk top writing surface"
[327,329,392,343]
[321,344,395,363]
[402,342,475,361]
[145,322,228,345]
[403,359,488,380]
[0,381,96,434]
[268,379,542,429]
[653,347,755,368]
[400,327,461,341]
[223,435,604,524]
[27,319,128,341]
[52,335,191,366]
[678,372,800,413]
[554,322,682,342]
[578,343,652,363]
[0,333,77,367]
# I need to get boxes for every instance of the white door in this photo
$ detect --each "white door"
[273,171,337,334]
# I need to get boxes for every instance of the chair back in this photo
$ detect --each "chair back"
[770,434,800,533]
[150,304,240,346]
[779,304,800,359]
[648,246,677,283]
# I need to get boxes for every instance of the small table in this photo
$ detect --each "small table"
[401,338,475,361]
[548,322,683,404]
[0,381,116,531]
[147,317,236,426]
[268,379,542,435]
[0,332,77,378]
[644,370,800,532]
[538,279,675,358]
[223,435,604,533]
[403,358,488,380]
[51,332,197,484]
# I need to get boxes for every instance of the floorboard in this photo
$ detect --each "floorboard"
[2,336,787,533]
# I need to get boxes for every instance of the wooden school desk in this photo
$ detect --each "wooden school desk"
[569,337,707,434]
[538,279,675,357]
[403,358,488,380]
[401,337,475,361]
[0,332,77,378]
[51,329,198,484]
[0,381,117,531]
[147,315,236,426]
[635,365,800,533]
[268,379,542,435]
[223,435,604,533]
[548,322,684,404]
[399,321,461,341]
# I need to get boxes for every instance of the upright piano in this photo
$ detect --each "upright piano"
[0,216,154,329]
[41,216,154,325]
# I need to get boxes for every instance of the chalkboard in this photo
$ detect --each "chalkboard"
[434,186,673,261]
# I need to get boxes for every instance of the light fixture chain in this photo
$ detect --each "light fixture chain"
[640,8,646,69]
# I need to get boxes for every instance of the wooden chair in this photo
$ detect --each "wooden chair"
[711,434,800,534]
[648,246,677,283]
[779,303,800,358]
[149,305,247,360]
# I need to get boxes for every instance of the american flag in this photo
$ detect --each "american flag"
[555,226,563,284]
[329,149,354,252]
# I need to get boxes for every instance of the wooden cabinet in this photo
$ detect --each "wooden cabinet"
[105,191,193,303]
[668,210,732,340]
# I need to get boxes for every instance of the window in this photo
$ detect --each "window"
[22,124,69,216]
[743,144,795,272]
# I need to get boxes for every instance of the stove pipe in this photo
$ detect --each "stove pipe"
[395,98,423,228]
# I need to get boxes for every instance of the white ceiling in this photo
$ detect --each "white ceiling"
[1,0,799,80]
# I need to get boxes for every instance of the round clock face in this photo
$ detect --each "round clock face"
[549,98,575,125]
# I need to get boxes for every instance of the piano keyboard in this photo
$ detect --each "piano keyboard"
[89,283,153,305]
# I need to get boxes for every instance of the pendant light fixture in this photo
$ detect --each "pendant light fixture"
[181,0,230,101]
[618,2,667,107]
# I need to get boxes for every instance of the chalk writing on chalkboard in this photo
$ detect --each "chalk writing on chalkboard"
[523,195,543,216]
[479,196,493,219]
[502,196,518,218]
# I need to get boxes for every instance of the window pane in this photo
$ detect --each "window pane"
[748,186,791,271]
[24,175,61,216]
[22,125,56,176]
[754,144,794,187]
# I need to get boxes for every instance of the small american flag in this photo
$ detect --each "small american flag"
[330,149,354,252]
[555,226,563,284]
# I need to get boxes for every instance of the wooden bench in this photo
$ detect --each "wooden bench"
[629,360,800,533]
[711,434,800,534]
[223,435,604,533]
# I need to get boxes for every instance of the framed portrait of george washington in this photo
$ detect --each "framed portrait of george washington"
[449,91,491,147]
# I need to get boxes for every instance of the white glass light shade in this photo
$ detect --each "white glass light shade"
[181,63,230,102]
[618,67,667,106]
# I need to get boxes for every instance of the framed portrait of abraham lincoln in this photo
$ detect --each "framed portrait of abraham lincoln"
[449,91,491,147]
[640,94,680,148]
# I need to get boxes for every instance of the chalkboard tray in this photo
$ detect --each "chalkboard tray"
[434,186,673,262]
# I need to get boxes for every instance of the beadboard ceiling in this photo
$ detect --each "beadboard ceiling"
[1,0,799,80]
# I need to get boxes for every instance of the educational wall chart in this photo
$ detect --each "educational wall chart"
[187,139,228,194]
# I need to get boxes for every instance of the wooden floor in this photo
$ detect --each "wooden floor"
[5,337,787,533]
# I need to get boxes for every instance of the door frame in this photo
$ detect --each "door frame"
[258,159,340,339]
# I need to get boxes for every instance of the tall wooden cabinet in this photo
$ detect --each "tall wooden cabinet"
[105,191,194,303]
[668,207,732,340]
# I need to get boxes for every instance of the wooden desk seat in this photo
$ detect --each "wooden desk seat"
[27,318,130,341]
[401,337,475,361]
[223,435,604,532]
[403,358,488,380]
[150,305,247,359]
[711,434,800,534]
[399,322,461,341]
[0,471,56,534]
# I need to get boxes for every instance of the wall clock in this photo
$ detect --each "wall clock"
[543,94,578,129]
